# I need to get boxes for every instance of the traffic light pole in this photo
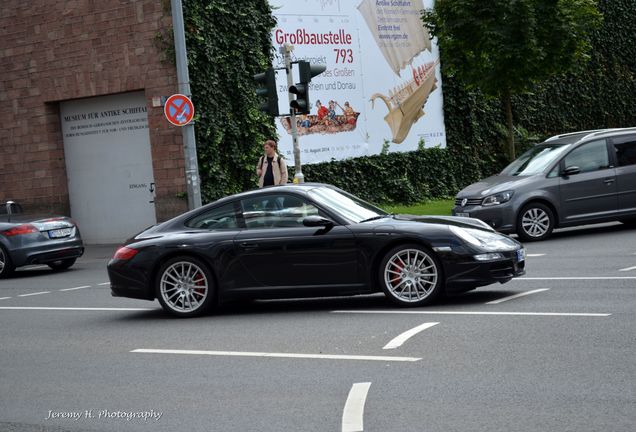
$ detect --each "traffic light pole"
[171,0,202,209]
[281,44,304,184]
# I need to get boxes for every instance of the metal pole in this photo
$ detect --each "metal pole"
[281,44,304,183]
[171,0,202,209]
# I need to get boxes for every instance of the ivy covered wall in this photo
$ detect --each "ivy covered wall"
[182,0,634,205]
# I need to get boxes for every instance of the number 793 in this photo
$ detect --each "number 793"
[334,48,353,63]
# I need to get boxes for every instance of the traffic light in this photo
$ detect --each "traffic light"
[253,68,279,116]
[289,61,326,115]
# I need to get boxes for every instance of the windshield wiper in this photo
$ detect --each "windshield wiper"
[358,214,393,223]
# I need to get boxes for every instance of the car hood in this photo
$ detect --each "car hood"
[456,174,537,198]
[391,214,495,232]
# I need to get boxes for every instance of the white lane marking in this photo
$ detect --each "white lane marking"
[383,322,439,350]
[516,276,636,280]
[132,349,421,362]
[486,289,550,305]
[18,291,51,297]
[332,310,610,317]
[0,307,153,311]
[0,297,11,300]
[526,254,546,257]
[59,285,91,292]
[618,266,636,272]
[342,382,371,432]
[26,265,49,270]
[98,282,110,286]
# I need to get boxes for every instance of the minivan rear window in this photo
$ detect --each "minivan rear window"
[501,144,571,176]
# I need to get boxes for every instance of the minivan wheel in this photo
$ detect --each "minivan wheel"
[516,203,555,242]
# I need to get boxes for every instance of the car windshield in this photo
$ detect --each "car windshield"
[501,144,571,176]
[307,187,388,223]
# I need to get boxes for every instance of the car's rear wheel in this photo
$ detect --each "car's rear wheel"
[156,256,214,317]
[379,244,443,307]
[48,258,76,271]
[516,203,555,242]
[0,246,15,279]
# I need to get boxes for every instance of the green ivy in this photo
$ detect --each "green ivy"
[182,0,277,203]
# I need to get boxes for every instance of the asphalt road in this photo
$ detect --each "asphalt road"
[1,222,635,432]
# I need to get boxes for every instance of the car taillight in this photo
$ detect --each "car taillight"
[3,224,38,236]
[113,246,138,260]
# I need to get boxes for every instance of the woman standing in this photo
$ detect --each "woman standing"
[256,139,288,188]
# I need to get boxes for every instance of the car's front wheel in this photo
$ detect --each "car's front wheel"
[516,203,555,242]
[48,258,76,271]
[155,256,215,317]
[0,246,15,279]
[379,244,443,307]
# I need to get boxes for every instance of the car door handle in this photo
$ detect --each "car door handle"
[604,178,615,185]
[239,242,259,250]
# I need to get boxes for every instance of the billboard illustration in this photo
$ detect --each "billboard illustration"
[270,0,446,164]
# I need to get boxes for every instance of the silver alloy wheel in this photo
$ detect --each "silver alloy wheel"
[0,248,5,273]
[521,207,550,237]
[384,248,438,302]
[159,261,209,313]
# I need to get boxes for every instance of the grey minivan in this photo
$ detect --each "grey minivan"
[452,128,636,241]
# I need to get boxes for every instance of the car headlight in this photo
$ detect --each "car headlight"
[449,225,518,251]
[481,191,514,206]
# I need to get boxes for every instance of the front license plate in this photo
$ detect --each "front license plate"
[516,248,526,262]
[456,212,470,217]
[48,228,72,238]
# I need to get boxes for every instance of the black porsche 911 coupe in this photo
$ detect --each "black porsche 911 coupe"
[108,183,526,317]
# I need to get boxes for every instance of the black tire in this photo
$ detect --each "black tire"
[48,258,76,271]
[378,244,444,307]
[0,245,15,279]
[155,256,215,318]
[516,202,555,242]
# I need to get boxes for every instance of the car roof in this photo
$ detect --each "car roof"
[544,127,636,145]
[208,183,337,206]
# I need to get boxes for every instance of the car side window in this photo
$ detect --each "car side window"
[563,139,609,173]
[241,194,320,229]
[613,136,636,167]
[185,203,238,230]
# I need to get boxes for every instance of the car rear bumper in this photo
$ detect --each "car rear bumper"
[108,258,155,300]
[10,238,84,267]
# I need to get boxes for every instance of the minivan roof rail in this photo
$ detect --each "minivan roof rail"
[545,127,636,142]
[545,129,608,142]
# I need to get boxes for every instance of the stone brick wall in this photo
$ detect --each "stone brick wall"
[0,0,188,221]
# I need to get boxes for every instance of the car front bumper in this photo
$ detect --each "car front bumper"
[451,202,517,233]
[443,248,526,293]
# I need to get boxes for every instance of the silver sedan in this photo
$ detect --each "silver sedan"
[0,201,84,278]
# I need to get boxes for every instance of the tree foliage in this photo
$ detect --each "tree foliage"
[422,0,602,159]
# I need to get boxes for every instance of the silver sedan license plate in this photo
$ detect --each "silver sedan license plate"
[49,228,72,238]
[456,212,470,217]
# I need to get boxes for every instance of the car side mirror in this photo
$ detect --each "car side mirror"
[562,166,581,177]
[302,215,334,228]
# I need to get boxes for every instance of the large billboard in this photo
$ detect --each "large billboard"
[269,0,446,164]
